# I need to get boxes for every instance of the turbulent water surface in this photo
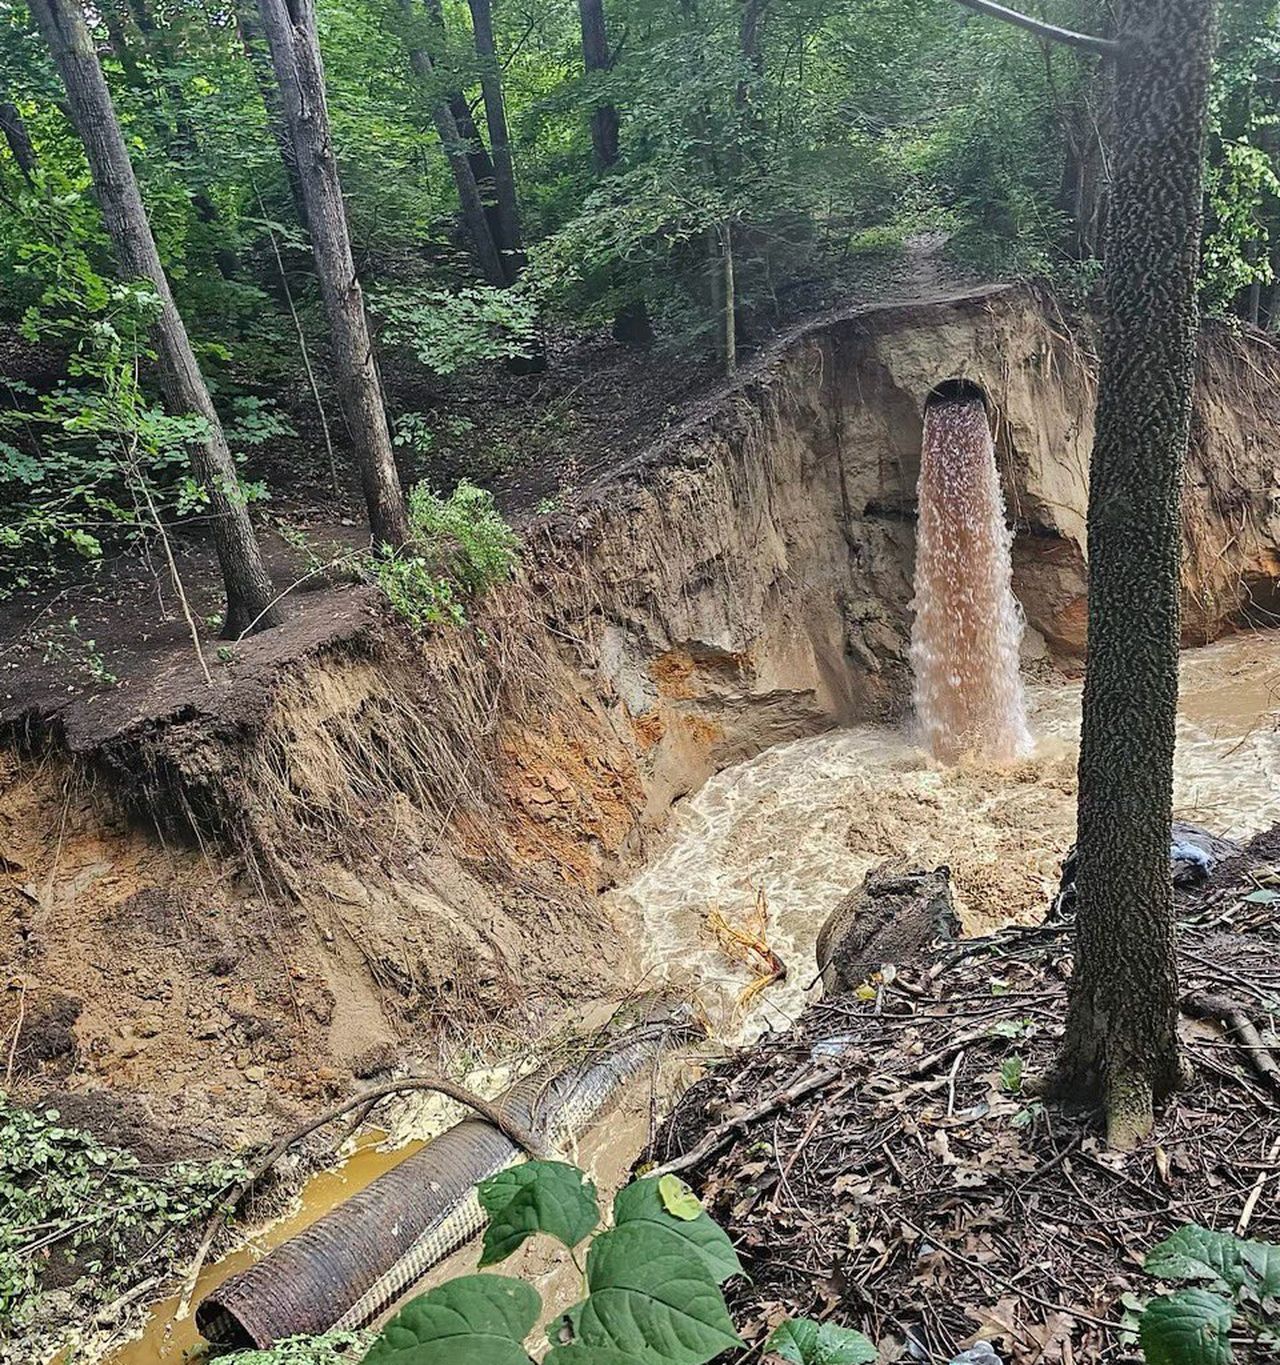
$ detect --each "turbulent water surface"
[910,396,1031,761]
[616,631,1280,1042]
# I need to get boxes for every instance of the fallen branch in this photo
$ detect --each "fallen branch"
[1181,991,1280,1094]
[648,1065,842,1178]
[176,1074,551,1319]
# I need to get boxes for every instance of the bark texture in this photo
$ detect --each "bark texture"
[29,0,281,638]
[1053,0,1216,1149]
[237,2,311,234]
[0,94,37,181]
[256,0,408,548]
[577,0,618,170]
[399,0,508,287]
[466,0,523,276]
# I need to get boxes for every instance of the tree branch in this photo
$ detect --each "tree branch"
[948,0,1120,58]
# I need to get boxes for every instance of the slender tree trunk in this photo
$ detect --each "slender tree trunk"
[236,4,310,235]
[102,4,146,88]
[1051,0,1216,1149]
[398,0,508,287]
[577,0,618,170]
[28,0,282,637]
[420,0,503,233]
[0,95,37,182]
[466,0,522,277]
[722,221,736,374]
[255,0,408,548]
[577,0,652,346]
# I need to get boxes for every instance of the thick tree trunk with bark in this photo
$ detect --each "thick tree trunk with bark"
[466,0,523,277]
[398,0,508,287]
[1051,0,1216,1149]
[29,0,281,638]
[0,94,37,181]
[577,0,618,170]
[255,0,408,548]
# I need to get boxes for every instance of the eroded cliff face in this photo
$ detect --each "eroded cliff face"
[536,284,1280,810]
[4,283,1279,1145]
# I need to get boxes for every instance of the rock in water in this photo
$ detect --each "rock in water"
[815,863,957,994]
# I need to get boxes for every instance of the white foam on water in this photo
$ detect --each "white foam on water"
[615,632,1280,1044]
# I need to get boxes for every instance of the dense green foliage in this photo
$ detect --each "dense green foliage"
[371,477,518,626]
[0,1095,248,1340]
[0,0,1277,626]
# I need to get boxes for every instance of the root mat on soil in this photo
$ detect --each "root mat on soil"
[653,853,1280,1363]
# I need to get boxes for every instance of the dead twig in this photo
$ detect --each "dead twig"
[648,1064,844,1178]
[1181,991,1280,1094]
[1237,1136,1280,1236]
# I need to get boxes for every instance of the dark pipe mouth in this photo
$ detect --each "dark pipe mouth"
[925,378,988,409]
[195,1299,258,1349]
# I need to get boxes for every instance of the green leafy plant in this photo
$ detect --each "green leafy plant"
[0,1096,249,1334]
[218,1331,375,1365]
[373,287,537,376]
[1137,1223,1280,1364]
[35,615,117,685]
[361,1161,873,1365]
[372,480,518,631]
[766,1317,879,1364]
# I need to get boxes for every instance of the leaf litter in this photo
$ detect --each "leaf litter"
[649,828,1280,1363]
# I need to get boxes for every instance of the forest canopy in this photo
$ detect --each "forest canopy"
[0,0,1277,619]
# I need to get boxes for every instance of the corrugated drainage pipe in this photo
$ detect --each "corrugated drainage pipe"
[196,1009,695,1348]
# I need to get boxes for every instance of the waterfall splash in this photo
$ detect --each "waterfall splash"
[910,394,1031,762]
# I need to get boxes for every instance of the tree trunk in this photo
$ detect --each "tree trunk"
[466,0,523,277]
[1051,0,1216,1149]
[29,0,282,638]
[237,3,310,234]
[0,94,37,182]
[255,0,408,548]
[722,221,736,375]
[576,0,652,346]
[577,0,618,170]
[398,0,508,287]
[102,3,146,88]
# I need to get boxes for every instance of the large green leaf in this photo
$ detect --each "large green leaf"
[1238,1238,1280,1306]
[362,1274,539,1365]
[766,1316,879,1364]
[478,1160,600,1267]
[1145,1226,1247,1292]
[1139,1289,1235,1365]
[612,1177,743,1285]
[545,1222,742,1365]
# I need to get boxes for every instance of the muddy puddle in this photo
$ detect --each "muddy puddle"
[105,631,1280,1363]
[105,1133,419,1364]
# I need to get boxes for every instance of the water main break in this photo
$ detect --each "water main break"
[909,387,1031,762]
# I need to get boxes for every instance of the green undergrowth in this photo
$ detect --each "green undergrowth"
[371,479,518,630]
[0,1095,248,1349]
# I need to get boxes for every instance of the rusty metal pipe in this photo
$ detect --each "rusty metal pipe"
[196,1011,693,1348]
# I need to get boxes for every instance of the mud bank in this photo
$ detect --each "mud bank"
[4,284,1280,1156]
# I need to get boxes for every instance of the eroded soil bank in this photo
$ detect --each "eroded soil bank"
[4,284,1280,1359]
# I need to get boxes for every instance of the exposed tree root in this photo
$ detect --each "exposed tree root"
[1181,991,1280,1094]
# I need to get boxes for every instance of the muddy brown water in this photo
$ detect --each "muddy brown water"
[104,631,1280,1364]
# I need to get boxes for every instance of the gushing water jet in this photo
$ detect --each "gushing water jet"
[910,388,1030,762]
